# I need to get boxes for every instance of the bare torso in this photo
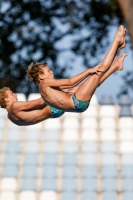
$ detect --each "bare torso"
[7,103,52,126]
[39,82,75,112]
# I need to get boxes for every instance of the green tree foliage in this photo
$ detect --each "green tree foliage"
[0,0,128,95]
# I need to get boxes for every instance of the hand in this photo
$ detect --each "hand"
[89,63,102,76]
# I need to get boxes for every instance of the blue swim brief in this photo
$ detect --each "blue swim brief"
[72,93,90,113]
[50,106,65,118]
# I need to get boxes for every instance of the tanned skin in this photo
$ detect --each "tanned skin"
[34,26,126,112]
[4,26,126,125]
[5,90,53,126]
[5,53,127,126]
[67,53,127,94]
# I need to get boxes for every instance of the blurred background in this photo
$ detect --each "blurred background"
[0,0,133,200]
[0,0,133,99]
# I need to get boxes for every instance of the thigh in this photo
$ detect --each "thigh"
[75,74,100,102]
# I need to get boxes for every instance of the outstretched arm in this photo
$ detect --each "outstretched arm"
[44,64,100,89]
[11,98,47,112]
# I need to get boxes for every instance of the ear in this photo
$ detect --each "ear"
[5,97,9,103]
[39,73,44,79]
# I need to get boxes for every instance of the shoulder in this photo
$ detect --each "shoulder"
[40,78,54,88]
[10,101,22,110]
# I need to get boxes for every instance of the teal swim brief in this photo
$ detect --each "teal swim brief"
[50,106,65,118]
[72,93,90,113]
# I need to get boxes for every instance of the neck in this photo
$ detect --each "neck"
[6,103,11,112]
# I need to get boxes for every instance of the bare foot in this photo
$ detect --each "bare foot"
[119,28,126,49]
[112,53,128,71]
[114,25,126,50]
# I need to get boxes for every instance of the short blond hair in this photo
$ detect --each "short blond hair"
[26,62,47,85]
[0,87,10,108]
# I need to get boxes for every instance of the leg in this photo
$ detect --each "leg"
[98,53,127,86]
[97,25,126,75]
[76,53,127,102]
[75,26,126,101]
